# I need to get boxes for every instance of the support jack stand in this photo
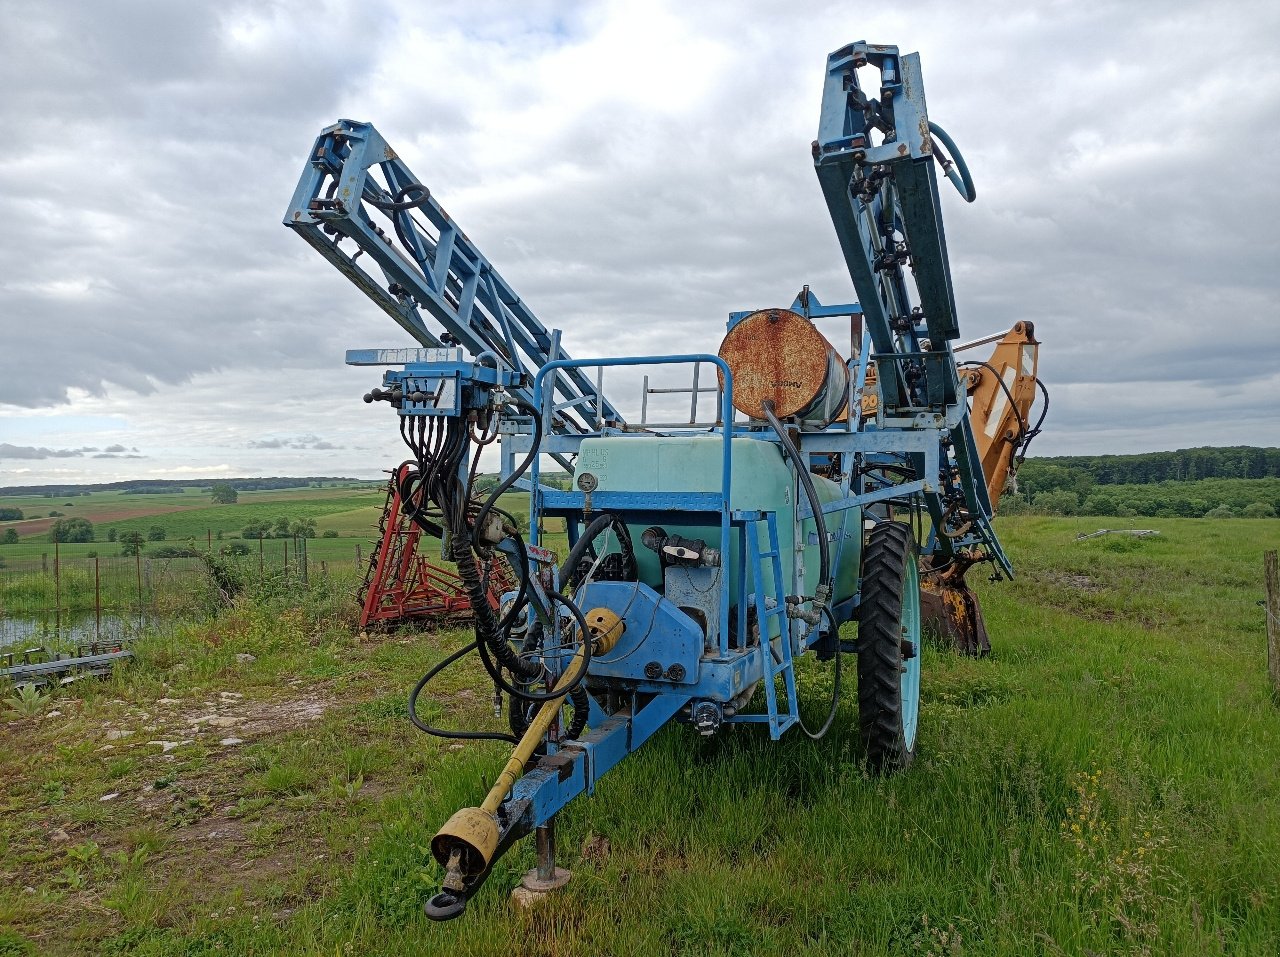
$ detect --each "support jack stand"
[513,822,570,906]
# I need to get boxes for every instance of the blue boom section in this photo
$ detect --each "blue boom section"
[283,120,622,434]
[813,42,1010,575]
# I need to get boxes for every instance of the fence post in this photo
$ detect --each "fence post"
[284,538,289,575]
[135,550,143,631]
[42,552,48,574]
[95,556,101,642]
[259,535,264,575]
[54,538,61,635]
[1266,550,1279,700]
[299,535,309,586]
[207,528,213,552]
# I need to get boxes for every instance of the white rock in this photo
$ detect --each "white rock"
[156,698,182,705]
[45,710,64,718]
[100,792,120,802]
[149,739,191,753]
[106,729,133,741]
[220,737,244,746]
[206,716,243,729]
[235,653,256,664]
[219,692,244,701]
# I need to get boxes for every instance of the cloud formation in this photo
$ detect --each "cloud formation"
[247,435,342,451]
[0,443,94,460]
[1,0,1278,486]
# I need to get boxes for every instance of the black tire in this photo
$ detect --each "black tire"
[857,521,919,773]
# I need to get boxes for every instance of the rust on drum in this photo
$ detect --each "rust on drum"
[717,308,848,424]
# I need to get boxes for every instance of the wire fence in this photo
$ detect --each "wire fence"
[0,539,366,647]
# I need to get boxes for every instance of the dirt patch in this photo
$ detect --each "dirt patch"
[1042,571,1103,592]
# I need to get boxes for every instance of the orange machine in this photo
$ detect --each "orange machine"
[919,321,1042,654]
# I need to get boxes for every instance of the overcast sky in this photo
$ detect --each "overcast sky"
[1,0,1277,487]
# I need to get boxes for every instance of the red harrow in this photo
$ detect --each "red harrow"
[358,465,513,630]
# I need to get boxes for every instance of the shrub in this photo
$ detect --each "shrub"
[1242,502,1276,518]
[0,507,22,521]
[210,483,238,504]
[107,528,118,542]
[49,517,94,543]
[119,532,145,556]
[1034,490,1080,516]
[321,529,339,538]
[1204,505,1235,519]
[149,545,200,558]
[147,526,167,541]
[0,528,18,545]
[1081,495,1118,516]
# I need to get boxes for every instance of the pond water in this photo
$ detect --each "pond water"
[0,613,144,647]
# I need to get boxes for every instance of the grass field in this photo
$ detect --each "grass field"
[0,485,386,555]
[1,516,1279,955]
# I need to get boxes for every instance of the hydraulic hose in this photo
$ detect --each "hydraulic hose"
[798,605,841,740]
[408,640,519,744]
[927,122,976,203]
[473,589,595,704]
[761,401,831,590]
[558,513,632,591]
[471,398,542,551]
[761,401,839,741]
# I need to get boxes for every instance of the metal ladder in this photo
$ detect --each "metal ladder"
[744,511,798,739]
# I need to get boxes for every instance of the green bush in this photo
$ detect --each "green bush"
[48,517,93,543]
[1204,505,1235,519]
[0,528,18,545]
[147,526,167,541]
[1034,490,1080,516]
[321,529,339,538]
[150,545,200,558]
[1241,502,1276,518]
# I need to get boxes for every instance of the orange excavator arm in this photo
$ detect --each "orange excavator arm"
[958,320,1041,512]
[919,321,1044,656]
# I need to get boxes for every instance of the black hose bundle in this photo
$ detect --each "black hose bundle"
[402,402,597,745]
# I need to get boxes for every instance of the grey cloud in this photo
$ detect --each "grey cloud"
[103,444,128,453]
[247,434,343,450]
[0,443,91,459]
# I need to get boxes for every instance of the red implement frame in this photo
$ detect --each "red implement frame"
[359,465,512,629]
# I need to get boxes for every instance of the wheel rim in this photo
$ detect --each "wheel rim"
[900,554,921,750]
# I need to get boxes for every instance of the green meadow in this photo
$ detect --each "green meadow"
[0,515,1278,955]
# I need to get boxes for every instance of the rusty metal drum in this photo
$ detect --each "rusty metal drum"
[717,308,849,426]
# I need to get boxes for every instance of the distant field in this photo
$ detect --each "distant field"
[0,485,386,554]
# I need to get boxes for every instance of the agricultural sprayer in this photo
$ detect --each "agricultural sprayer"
[284,41,1045,919]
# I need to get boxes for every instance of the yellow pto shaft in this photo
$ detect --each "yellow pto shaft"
[430,607,624,888]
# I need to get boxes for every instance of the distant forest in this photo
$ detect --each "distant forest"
[1019,446,1280,486]
[1012,447,1280,518]
[0,477,376,497]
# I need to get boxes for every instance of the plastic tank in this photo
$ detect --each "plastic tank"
[572,435,860,625]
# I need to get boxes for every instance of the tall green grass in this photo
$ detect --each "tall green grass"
[1,517,1277,955]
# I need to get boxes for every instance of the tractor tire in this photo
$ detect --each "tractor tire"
[856,521,921,774]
